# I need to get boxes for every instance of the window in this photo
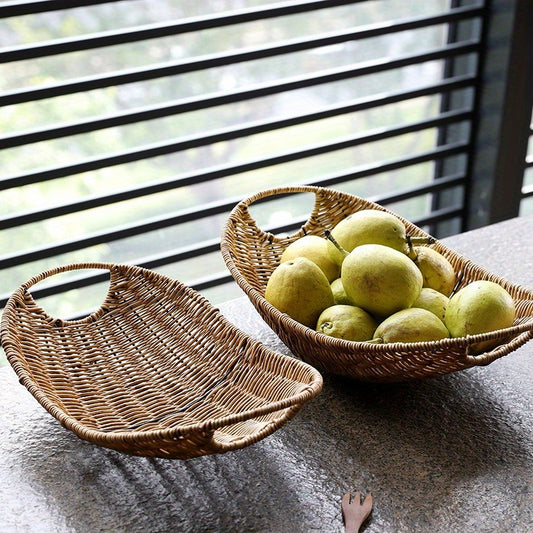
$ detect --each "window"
[0,0,530,322]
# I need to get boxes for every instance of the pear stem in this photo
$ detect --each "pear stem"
[406,235,435,258]
[324,230,349,259]
[406,235,436,246]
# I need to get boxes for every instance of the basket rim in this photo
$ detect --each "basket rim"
[220,185,533,370]
[0,262,323,447]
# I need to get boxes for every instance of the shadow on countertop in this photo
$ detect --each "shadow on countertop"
[3,357,532,533]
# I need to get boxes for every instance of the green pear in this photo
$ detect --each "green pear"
[330,278,353,305]
[327,209,411,262]
[373,308,450,343]
[265,256,334,328]
[327,239,347,267]
[316,304,377,342]
[412,287,449,323]
[411,246,456,296]
[444,280,515,351]
[340,244,423,318]
[281,235,341,282]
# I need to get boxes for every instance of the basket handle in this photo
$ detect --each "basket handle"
[461,319,533,366]
[20,262,119,291]
[236,185,338,241]
[16,262,125,325]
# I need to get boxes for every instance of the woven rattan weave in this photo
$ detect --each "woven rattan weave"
[0,263,323,458]
[221,185,533,382]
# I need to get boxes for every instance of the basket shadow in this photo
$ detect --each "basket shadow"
[285,367,532,525]
[11,411,336,532]
[260,364,532,531]
[8,361,531,533]
[313,369,531,478]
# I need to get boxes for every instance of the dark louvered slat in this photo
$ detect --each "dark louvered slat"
[0,139,470,271]
[522,186,533,198]
[0,0,116,18]
[0,73,475,150]
[0,171,467,309]
[313,141,469,190]
[0,197,236,270]
[0,4,484,63]
[0,39,479,107]
[0,237,222,306]
[1,108,472,228]
[1,42,479,191]
[0,0,359,19]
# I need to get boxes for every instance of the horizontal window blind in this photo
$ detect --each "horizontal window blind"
[1,0,489,318]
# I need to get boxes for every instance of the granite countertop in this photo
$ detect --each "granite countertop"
[1,215,532,533]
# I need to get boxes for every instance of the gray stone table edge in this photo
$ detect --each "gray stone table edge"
[1,215,532,533]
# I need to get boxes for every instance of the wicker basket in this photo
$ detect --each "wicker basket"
[221,185,533,382]
[0,263,322,458]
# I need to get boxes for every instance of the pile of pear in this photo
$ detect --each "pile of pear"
[265,209,516,352]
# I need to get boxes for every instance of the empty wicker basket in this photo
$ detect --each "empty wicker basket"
[0,263,323,458]
[221,185,533,382]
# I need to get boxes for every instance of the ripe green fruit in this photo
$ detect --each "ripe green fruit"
[444,280,515,351]
[281,235,340,282]
[412,287,449,323]
[330,278,353,305]
[341,244,423,317]
[327,209,410,261]
[373,308,450,343]
[265,256,334,328]
[411,246,456,296]
[316,304,377,342]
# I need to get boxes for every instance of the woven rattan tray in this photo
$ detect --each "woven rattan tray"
[0,263,322,458]
[221,185,533,382]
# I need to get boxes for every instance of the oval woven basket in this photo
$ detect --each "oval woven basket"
[0,263,322,459]
[221,185,533,382]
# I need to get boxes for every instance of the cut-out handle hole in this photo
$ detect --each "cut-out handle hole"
[247,191,318,239]
[23,267,114,324]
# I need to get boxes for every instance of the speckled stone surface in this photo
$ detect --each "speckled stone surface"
[1,216,532,533]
